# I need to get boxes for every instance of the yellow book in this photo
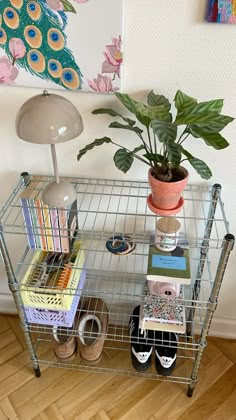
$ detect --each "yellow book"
[42,204,54,252]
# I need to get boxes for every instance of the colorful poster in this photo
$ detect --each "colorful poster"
[0,0,123,92]
[207,0,236,23]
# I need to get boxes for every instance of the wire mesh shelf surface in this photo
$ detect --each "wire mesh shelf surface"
[33,331,196,384]
[26,295,204,350]
[17,242,214,313]
[0,175,229,249]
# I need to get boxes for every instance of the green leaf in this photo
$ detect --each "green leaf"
[92,108,136,126]
[115,92,172,126]
[109,121,143,135]
[146,107,172,122]
[92,108,123,117]
[174,90,197,113]
[60,0,76,13]
[181,148,212,179]
[152,120,177,143]
[190,128,229,149]
[191,99,224,114]
[190,120,233,133]
[113,149,134,173]
[166,142,182,168]
[114,93,150,126]
[144,153,164,163]
[77,137,112,161]
[147,91,171,111]
[175,112,234,127]
[133,145,145,154]
[188,158,212,180]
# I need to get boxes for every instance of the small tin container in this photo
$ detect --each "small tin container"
[155,217,181,252]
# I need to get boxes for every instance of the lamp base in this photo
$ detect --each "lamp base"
[42,181,76,208]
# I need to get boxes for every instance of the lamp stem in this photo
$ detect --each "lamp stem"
[50,144,60,184]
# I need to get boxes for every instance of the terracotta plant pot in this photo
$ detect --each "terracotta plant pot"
[148,167,189,214]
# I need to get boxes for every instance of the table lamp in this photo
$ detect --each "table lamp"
[15,90,83,207]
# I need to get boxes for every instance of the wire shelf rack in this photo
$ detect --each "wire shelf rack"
[0,175,229,249]
[0,174,233,392]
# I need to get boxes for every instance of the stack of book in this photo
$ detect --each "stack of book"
[140,237,191,334]
[20,179,78,253]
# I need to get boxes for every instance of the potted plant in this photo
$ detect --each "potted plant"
[77,90,234,215]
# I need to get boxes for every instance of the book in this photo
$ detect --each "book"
[20,180,78,253]
[42,203,54,252]
[146,238,191,285]
[28,181,42,250]
[50,207,62,253]
[20,183,37,250]
[32,180,54,252]
[34,182,48,251]
[58,199,78,253]
[140,281,186,334]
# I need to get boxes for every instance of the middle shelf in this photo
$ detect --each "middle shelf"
[17,237,214,311]
[26,297,202,352]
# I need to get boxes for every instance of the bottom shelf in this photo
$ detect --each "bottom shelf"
[32,329,196,384]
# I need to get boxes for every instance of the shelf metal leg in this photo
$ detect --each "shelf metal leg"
[0,224,41,378]
[187,183,222,336]
[187,233,234,397]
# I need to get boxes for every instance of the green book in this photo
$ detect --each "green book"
[147,240,191,285]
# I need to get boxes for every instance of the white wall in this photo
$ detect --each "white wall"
[0,0,236,336]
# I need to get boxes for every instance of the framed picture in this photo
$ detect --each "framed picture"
[0,0,124,92]
[206,0,236,23]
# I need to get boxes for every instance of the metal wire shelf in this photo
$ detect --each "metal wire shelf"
[33,333,196,384]
[26,298,204,351]
[0,174,233,394]
[0,175,229,249]
[16,241,213,311]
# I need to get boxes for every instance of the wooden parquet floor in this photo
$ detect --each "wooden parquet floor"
[0,314,236,420]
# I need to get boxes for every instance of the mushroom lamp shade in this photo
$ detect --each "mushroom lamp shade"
[15,90,84,207]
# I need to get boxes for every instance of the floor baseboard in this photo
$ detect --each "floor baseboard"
[0,293,17,314]
[206,316,236,339]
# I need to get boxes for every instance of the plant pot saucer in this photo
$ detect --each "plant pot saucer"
[147,194,184,216]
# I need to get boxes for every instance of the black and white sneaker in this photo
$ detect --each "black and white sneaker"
[129,306,153,372]
[154,331,178,376]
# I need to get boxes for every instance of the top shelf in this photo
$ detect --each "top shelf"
[0,174,229,249]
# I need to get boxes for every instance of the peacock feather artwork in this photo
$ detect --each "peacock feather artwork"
[0,0,124,92]
[207,0,236,23]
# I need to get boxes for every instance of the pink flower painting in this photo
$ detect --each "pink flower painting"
[46,0,64,11]
[102,36,123,78]
[9,38,26,61]
[0,56,18,84]
[47,0,88,12]
[87,74,118,93]
[87,35,122,93]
